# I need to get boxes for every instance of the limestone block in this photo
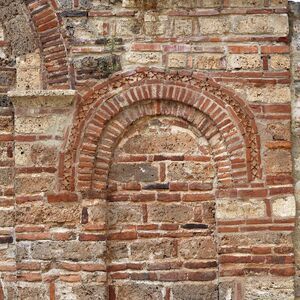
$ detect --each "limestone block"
[219,232,292,248]
[109,163,158,182]
[227,54,262,70]
[174,19,193,36]
[56,282,107,300]
[116,18,141,36]
[272,196,296,218]
[167,161,215,182]
[16,203,81,225]
[0,208,14,227]
[168,53,187,68]
[16,50,41,90]
[115,283,163,300]
[265,149,292,174]
[244,277,294,300]
[171,283,218,300]
[216,199,266,220]
[15,141,60,167]
[270,54,290,70]
[193,54,226,69]
[229,0,264,6]
[130,239,176,260]
[144,13,168,36]
[178,237,217,259]
[199,16,230,35]
[227,84,291,103]
[15,174,56,194]
[18,241,106,260]
[125,52,161,65]
[107,241,129,261]
[0,168,13,185]
[16,283,49,300]
[233,14,289,35]
[0,116,13,133]
[15,114,68,135]
[108,203,143,225]
[148,204,194,223]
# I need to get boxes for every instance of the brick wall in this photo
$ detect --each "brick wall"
[0,0,298,299]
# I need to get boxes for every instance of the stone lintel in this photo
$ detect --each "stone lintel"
[8,90,76,109]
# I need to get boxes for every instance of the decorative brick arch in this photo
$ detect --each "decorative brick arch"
[90,100,233,191]
[60,68,261,193]
[25,0,72,89]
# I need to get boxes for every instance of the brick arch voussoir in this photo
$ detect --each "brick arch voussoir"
[62,68,261,191]
[85,100,234,192]
[25,0,72,89]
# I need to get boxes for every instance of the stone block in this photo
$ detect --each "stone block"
[16,203,81,225]
[148,204,194,223]
[193,54,226,69]
[15,174,56,194]
[229,0,264,6]
[125,52,161,65]
[109,163,158,182]
[16,282,49,300]
[227,54,262,70]
[272,196,296,218]
[171,283,218,300]
[15,114,67,135]
[56,282,107,300]
[168,53,187,68]
[233,14,289,35]
[0,116,13,133]
[178,237,217,259]
[15,141,60,167]
[174,19,193,36]
[115,283,163,300]
[167,161,215,182]
[116,18,141,36]
[0,208,14,227]
[0,167,13,185]
[130,239,176,260]
[198,16,230,35]
[220,232,292,248]
[18,241,106,261]
[144,13,168,36]
[107,241,129,261]
[265,149,292,174]
[216,199,266,220]
[270,54,290,70]
[244,277,294,300]
[108,203,143,225]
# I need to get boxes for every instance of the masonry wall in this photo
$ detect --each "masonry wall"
[0,0,298,299]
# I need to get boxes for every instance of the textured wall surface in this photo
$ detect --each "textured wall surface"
[0,0,298,299]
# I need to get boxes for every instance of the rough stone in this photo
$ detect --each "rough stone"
[109,163,158,182]
[227,54,262,70]
[15,174,56,194]
[193,54,226,69]
[216,199,266,220]
[272,196,296,218]
[116,283,163,300]
[178,237,217,259]
[130,239,176,260]
[171,283,218,300]
[244,277,294,300]
[167,162,215,182]
[148,204,194,223]
[16,203,81,225]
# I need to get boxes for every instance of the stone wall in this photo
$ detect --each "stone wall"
[0,0,298,299]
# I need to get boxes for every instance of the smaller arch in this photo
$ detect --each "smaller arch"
[60,68,261,192]
[82,100,234,192]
